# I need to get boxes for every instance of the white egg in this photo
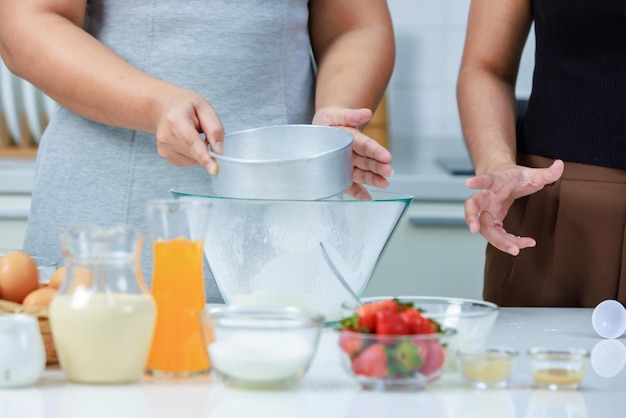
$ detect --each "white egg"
[591,339,626,378]
[591,300,626,339]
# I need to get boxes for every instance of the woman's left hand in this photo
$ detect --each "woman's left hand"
[313,107,393,199]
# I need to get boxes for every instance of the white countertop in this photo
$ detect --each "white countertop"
[5,307,626,418]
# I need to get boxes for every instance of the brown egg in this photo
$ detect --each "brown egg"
[48,266,67,289]
[22,287,57,307]
[0,250,40,303]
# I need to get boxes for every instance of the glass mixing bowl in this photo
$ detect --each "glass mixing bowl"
[344,296,499,370]
[346,296,499,348]
[171,185,412,324]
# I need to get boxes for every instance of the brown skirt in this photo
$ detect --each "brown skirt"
[484,154,626,307]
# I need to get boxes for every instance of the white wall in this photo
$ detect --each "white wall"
[386,0,536,147]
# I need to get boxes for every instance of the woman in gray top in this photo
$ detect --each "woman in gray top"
[0,0,395,302]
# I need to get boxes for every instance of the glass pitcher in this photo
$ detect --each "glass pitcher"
[145,199,212,378]
[49,224,157,384]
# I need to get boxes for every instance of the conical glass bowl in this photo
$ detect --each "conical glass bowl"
[171,185,412,324]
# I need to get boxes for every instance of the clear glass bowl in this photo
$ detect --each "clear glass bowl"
[337,328,456,390]
[346,296,499,369]
[527,347,589,390]
[458,347,518,389]
[200,306,324,389]
[171,185,412,324]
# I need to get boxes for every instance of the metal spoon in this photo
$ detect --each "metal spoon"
[319,242,363,307]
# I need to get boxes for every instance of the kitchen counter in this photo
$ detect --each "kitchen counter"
[5,307,626,418]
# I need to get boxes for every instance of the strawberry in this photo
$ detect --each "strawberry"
[417,341,446,380]
[376,299,400,312]
[376,308,410,336]
[351,343,388,378]
[356,303,378,332]
[338,330,364,358]
[420,320,438,334]
[399,307,425,334]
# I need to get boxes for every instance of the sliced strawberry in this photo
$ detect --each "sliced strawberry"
[339,330,364,358]
[351,343,388,378]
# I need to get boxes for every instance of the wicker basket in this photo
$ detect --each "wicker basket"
[0,299,58,364]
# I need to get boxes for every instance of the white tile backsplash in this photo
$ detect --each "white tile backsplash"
[392,29,446,88]
[388,0,445,29]
[440,85,462,136]
[387,86,445,140]
[442,30,466,89]
[444,0,472,29]
[386,0,536,152]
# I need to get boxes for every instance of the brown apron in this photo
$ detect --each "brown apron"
[483,154,626,307]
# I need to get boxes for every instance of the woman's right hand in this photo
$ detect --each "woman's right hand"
[154,89,224,175]
[464,160,564,255]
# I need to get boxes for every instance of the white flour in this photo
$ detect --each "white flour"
[209,333,313,382]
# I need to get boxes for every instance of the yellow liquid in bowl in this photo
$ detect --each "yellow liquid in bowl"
[462,358,511,383]
[532,368,584,386]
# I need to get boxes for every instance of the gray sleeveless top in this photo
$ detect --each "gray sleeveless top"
[24,0,315,302]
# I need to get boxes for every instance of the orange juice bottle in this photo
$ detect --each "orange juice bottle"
[144,199,212,378]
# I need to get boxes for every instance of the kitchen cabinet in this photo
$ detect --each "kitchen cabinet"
[364,200,487,300]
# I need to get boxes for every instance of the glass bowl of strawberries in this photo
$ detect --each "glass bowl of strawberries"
[337,298,456,390]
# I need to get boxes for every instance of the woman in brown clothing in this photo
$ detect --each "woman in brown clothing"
[457,0,626,307]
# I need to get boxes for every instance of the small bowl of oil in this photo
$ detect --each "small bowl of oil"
[527,347,589,390]
[458,347,518,389]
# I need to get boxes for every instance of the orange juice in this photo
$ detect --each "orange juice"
[145,237,210,376]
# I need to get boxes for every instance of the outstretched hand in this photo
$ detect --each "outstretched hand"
[464,160,564,255]
[312,107,393,199]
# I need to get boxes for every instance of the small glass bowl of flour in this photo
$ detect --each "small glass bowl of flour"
[200,306,324,389]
